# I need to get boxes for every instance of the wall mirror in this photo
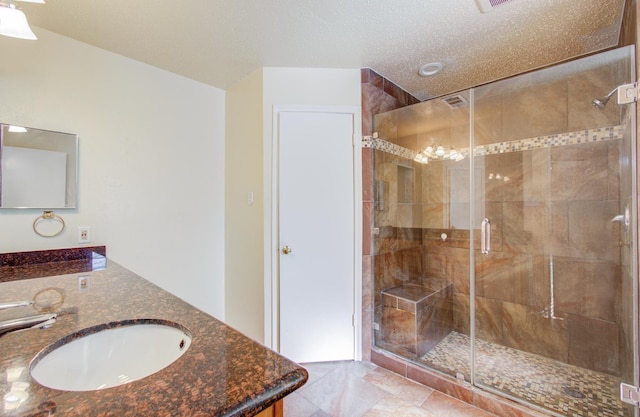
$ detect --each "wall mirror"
[0,124,78,209]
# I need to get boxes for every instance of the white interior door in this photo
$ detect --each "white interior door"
[277,109,355,363]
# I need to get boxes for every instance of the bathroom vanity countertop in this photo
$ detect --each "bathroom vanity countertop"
[0,260,308,416]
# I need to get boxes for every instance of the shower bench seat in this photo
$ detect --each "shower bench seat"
[380,279,453,357]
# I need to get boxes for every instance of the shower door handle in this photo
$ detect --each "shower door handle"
[481,218,491,255]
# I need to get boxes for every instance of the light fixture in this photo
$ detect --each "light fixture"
[449,149,464,161]
[413,151,429,164]
[487,172,510,182]
[414,144,465,164]
[418,62,443,77]
[0,0,44,41]
[8,125,27,132]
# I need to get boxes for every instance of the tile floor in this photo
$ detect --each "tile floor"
[284,361,498,417]
[421,332,631,417]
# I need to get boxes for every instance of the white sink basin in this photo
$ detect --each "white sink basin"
[30,321,191,391]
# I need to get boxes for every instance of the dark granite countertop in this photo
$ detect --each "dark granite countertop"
[0,260,308,417]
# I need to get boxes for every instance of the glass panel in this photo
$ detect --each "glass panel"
[371,45,637,417]
[473,46,636,417]
[372,93,471,379]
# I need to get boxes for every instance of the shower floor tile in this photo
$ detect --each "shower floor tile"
[420,332,631,417]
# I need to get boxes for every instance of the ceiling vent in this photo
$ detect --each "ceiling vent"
[442,94,468,109]
[474,0,516,13]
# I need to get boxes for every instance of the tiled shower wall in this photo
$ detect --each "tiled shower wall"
[362,65,628,378]
[361,68,420,361]
[459,137,623,377]
[370,127,627,380]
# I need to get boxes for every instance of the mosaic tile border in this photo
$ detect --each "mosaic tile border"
[362,125,624,161]
[362,136,416,160]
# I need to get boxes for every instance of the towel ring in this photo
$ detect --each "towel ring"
[33,211,66,238]
[33,287,66,312]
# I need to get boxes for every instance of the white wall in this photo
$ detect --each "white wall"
[0,29,226,319]
[225,69,265,341]
[262,67,362,347]
[223,68,361,343]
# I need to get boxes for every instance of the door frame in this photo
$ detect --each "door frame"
[264,105,362,360]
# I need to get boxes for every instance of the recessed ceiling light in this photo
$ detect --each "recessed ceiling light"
[418,62,443,77]
[8,125,27,133]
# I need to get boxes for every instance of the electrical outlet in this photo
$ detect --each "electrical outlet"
[78,275,90,290]
[78,227,91,243]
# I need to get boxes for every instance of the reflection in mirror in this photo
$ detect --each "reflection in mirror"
[0,124,78,209]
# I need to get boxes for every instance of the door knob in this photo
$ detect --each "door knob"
[281,245,292,255]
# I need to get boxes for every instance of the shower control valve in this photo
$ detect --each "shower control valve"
[616,83,638,105]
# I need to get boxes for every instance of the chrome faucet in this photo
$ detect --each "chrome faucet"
[0,300,57,337]
[0,313,57,336]
[0,300,34,310]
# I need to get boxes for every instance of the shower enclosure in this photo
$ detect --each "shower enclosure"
[371,46,638,417]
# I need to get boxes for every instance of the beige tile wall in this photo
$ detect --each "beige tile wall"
[365,78,626,378]
[361,68,421,361]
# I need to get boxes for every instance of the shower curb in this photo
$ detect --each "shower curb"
[370,348,552,417]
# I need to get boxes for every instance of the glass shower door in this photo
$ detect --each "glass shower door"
[371,91,472,381]
[472,46,637,417]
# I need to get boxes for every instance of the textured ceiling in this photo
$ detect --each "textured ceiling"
[18,0,626,100]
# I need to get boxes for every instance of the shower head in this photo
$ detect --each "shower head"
[592,87,617,110]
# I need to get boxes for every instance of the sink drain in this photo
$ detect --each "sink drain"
[562,386,586,399]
